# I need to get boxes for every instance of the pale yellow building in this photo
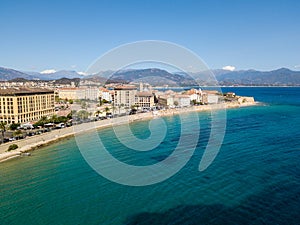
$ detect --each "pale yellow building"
[0,88,55,124]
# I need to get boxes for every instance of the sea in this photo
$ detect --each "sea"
[1,87,300,225]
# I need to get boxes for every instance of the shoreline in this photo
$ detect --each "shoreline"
[0,101,259,163]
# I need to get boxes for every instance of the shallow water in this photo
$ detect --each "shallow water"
[1,87,300,225]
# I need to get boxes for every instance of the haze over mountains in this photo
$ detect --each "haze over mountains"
[1,66,300,86]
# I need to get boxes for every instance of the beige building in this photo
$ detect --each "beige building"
[58,87,99,100]
[135,92,155,109]
[113,85,137,107]
[58,88,85,100]
[158,95,174,107]
[0,88,55,124]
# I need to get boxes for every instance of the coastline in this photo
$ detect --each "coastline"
[0,101,259,163]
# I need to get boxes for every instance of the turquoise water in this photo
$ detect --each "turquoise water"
[1,87,300,224]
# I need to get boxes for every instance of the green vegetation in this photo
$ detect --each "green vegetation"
[0,121,7,144]
[7,144,18,151]
[33,115,69,127]
[55,96,60,102]
[95,110,102,117]
[76,110,90,120]
[9,123,20,130]
[191,100,202,105]
[13,130,22,137]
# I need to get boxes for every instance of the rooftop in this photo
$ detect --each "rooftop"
[0,88,54,96]
[136,91,153,97]
[114,85,137,90]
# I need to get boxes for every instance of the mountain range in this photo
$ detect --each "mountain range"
[1,66,300,86]
[0,67,84,80]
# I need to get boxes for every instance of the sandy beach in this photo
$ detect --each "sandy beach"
[0,100,259,163]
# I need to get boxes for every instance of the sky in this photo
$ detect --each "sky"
[0,0,300,73]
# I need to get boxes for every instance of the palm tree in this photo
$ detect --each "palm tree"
[99,96,103,106]
[95,110,102,117]
[0,122,7,144]
[50,114,58,124]
[112,106,116,115]
[104,107,110,114]
[119,103,124,114]
[77,110,89,120]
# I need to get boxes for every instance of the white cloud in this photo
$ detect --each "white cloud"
[40,69,56,74]
[294,65,300,68]
[222,65,236,71]
[77,71,87,76]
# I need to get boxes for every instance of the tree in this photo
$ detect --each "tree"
[99,97,103,106]
[174,101,179,107]
[13,130,22,138]
[55,96,60,103]
[81,101,88,109]
[50,115,58,123]
[104,107,110,114]
[77,110,89,120]
[112,106,116,115]
[130,104,138,114]
[9,123,20,130]
[95,110,102,117]
[7,144,18,151]
[0,122,7,144]
[34,116,49,128]
[118,103,124,114]
[67,110,77,119]
[57,116,68,123]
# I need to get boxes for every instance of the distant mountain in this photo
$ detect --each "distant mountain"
[53,78,81,86]
[53,67,300,86]
[26,70,84,80]
[0,67,35,80]
[0,67,85,81]
[104,68,198,86]
[214,68,300,86]
[1,66,300,86]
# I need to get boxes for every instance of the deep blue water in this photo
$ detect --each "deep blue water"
[1,87,300,225]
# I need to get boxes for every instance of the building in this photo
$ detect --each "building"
[174,94,191,107]
[207,94,219,104]
[158,93,190,108]
[158,95,174,108]
[113,85,137,107]
[58,88,85,100]
[99,87,112,102]
[0,88,55,124]
[58,87,99,100]
[202,90,219,104]
[185,88,202,103]
[135,92,155,109]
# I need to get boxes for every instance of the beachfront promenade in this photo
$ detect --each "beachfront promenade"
[0,100,257,162]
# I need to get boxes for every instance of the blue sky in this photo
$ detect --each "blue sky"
[0,0,299,72]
